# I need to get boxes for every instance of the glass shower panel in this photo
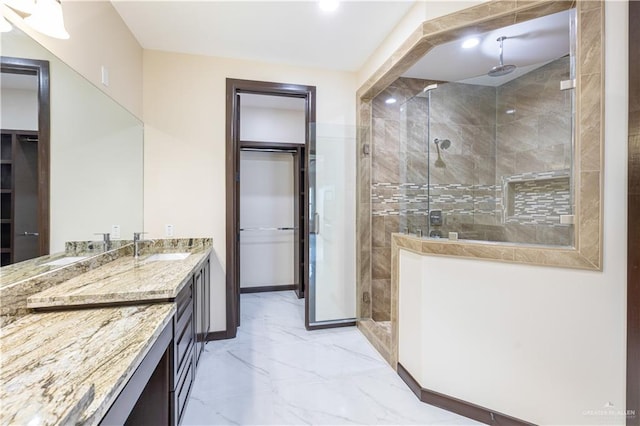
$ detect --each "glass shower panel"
[426,82,499,241]
[307,123,356,326]
[399,91,430,237]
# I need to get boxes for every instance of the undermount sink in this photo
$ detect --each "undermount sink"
[43,256,88,266]
[146,253,191,261]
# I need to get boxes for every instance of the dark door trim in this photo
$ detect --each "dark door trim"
[627,2,639,424]
[225,78,316,338]
[1,56,50,258]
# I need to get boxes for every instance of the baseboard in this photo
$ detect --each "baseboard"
[397,363,535,426]
[306,320,356,331]
[203,330,233,341]
[240,284,297,294]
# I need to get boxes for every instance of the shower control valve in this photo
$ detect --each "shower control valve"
[429,210,443,226]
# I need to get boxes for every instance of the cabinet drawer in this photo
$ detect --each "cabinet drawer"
[175,304,194,375]
[175,358,194,424]
[175,279,193,322]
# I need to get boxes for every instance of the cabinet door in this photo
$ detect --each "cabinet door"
[203,258,210,338]
[194,269,204,365]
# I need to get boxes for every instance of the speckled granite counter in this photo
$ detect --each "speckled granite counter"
[0,303,175,426]
[0,246,133,325]
[0,241,132,288]
[27,246,211,309]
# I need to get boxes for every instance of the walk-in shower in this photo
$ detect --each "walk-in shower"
[366,8,576,324]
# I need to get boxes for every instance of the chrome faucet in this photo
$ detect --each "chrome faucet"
[133,232,151,258]
[94,233,111,252]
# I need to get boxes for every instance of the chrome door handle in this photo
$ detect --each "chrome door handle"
[22,232,39,236]
[312,213,320,235]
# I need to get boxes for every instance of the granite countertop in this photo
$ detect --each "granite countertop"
[1,251,105,289]
[0,241,132,289]
[0,303,175,426]
[27,247,211,309]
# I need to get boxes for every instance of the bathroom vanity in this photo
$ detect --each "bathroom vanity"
[0,238,212,425]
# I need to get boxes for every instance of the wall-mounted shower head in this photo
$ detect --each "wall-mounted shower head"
[434,138,451,150]
[488,36,517,77]
[433,138,451,168]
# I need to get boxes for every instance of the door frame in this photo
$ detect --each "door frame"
[1,56,50,258]
[225,78,315,338]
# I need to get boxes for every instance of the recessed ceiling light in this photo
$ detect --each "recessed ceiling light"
[462,38,480,49]
[319,0,339,12]
[385,98,397,105]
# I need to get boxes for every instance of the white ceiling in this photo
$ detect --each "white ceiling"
[402,9,572,86]
[111,0,415,72]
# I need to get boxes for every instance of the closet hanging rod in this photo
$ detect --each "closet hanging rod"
[240,147,297,154]
[240,227,298,232]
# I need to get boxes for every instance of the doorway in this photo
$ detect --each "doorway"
[239,147,303,294]
[226,79,314,338]
[0,57,50,265]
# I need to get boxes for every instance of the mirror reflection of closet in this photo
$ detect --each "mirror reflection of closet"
[0,23,144,271]
[0,62,48,266]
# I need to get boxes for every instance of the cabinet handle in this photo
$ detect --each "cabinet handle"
[21,232,39,237]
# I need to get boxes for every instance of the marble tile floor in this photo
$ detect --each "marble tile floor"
[182,292,479,425]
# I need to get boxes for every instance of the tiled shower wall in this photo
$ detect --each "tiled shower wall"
[369,57,573,321]
[495,57,573,245]
[371,77,431,321]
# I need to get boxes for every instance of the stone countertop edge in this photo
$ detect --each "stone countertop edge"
[25,247,212,309]
[0,304,176,426]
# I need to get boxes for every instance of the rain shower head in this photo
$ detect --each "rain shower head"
[488,36,516,77]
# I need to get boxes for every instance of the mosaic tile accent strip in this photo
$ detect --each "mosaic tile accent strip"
[372,172,573,227]
[372,182,499,217]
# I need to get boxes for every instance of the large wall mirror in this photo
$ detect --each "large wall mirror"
[0,21,143,269]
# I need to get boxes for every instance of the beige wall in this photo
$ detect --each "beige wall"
[2,0,143,118]
[398,1,628,424]
[143,50,357,331]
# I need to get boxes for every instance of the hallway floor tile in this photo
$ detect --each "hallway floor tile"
[182,291,479,425]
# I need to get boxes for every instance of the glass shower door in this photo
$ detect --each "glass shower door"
[306,123,356,328]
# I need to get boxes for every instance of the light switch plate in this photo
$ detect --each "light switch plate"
[101,66,109,87]
[165,224,174,237]
[111,225,120,239]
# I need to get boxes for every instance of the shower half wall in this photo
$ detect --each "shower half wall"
[368,56,573,323]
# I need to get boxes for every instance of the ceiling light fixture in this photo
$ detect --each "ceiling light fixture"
[23,0,69,39]
[461,37,479,49]
[385,98,397,105]
[3,0,69,39]
[318,0,339,12]
[2,0,35,14]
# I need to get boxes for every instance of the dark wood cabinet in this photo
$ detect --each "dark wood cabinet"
[172,254,211,424]
[194,257,210,365]
[103,253,212,426]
